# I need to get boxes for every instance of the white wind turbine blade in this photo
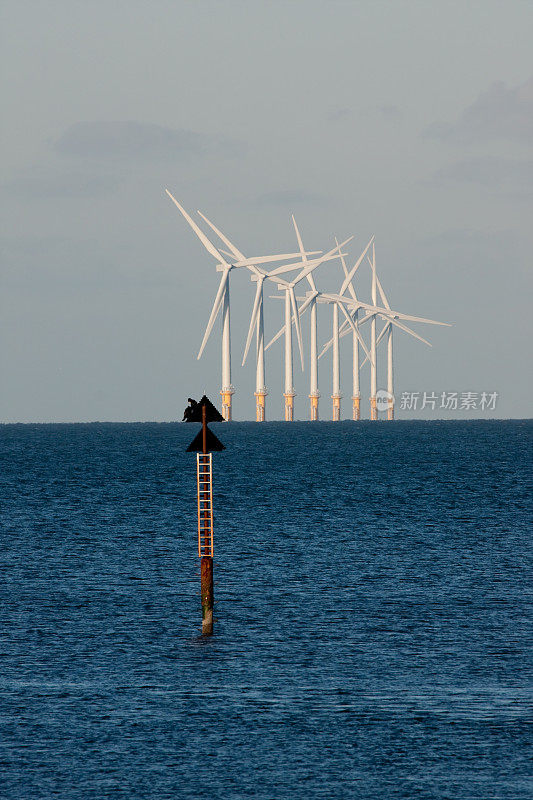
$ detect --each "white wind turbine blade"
[197,210,318,282]
[365,253,450,326]
[336,236,358,302]
[166,190,226,263]
[338,302,373,365]
[264,261,315,277]
[208,252,320,274]
[232,253,319,267]
[197,268,230,359]
[267,252,332,279]
[387,311,450,326]
[265,325,285,352]
[318,340,331,359]
[242,280,263,366]
[337,317,352,336]
[296,292,318,317]
[292,214,307,259]
[374,322,389,349]
[360,324,385,369]
[290,248,348,285]
[289,286,304,370]
[219,248,238,260]
[335,296,450,326]
[359,317,432,369]
[197,210,246,261]
[366,254,391,309]
[376,275,391,309]
[372,314,431,350]
[338,303,434,336]
[284,235,352,285]
[292,215,317,292]
[386,316,432,346]
[360,323,389,369]
[318,314,354,357]
[339,236,374,296]
[265,292,316,351]
[356,310,375,326]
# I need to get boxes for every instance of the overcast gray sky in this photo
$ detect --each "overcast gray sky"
[1,0,532,421]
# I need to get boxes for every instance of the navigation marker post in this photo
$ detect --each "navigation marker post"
[184,395,225,634]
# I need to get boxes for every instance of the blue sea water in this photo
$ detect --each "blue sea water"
[0,420,531,800]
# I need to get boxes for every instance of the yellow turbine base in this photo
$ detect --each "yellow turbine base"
[352,396,361,421]
[370,396,378,421]
[332,395,341,422]
[255,392,267,422]
[309,394,319,421]
[284,392,295,422]
[221,390,234,422]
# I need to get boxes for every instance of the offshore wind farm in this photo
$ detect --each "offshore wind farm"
[166,189,451,421]
[3,2,531,798]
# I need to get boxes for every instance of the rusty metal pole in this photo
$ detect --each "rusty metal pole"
[200,402,214,634]
[202,402,207,454]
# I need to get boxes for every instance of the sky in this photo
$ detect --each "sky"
[1,0,532,422]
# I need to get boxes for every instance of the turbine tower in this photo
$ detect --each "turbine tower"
[370,243,378,420]
[242,253,328,420]
[268,246,375,423]
[323,248,451,418]
[336,236,374,420]
[291,216,320,421]
[194,209,322,422]
[265,240,351,420]
[308,236,375,420]
[367,250,395,419]
[363,245,444,420]
[269,251,340,421]
[166,190,306,420]
[246,272,267,420]
[315,289,373,420]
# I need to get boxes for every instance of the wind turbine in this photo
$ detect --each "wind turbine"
[361,248,435,419]
[194,210,323,422]
[166,190,310,420]
[333,235,374,420]
[354,243,448,420]
[267,235,373,420]
[335,237,400,420]
[290,216,320,420]
[321,245,451,419]
[369,242,378,419]
[265,218,358,420]
[335,239,371,419]
[316,237,374,420]
[369,247,393,419]
[265,240,349,421]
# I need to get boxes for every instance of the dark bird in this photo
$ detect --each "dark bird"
[182,398,198,422]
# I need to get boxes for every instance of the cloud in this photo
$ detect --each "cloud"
[53,120,245,160]
[423,76,533,144]
[427,156,533,196]
[2,120,246,200]
[0,235,175,291]
[378,104,402,119]
[253,189,325,207]
[3,164,119,198]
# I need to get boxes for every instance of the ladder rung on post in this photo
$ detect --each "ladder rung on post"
[196,453,214,558]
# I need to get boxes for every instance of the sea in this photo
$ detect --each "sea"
[1,420,531,800]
